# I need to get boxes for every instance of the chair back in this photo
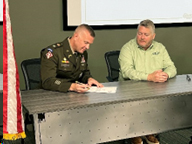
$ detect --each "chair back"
[21,58,41,90]
[104,50,120,82]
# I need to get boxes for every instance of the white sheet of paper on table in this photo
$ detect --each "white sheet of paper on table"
[87,86,117,93]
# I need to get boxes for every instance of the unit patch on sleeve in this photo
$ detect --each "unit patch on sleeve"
[46,48,53,59]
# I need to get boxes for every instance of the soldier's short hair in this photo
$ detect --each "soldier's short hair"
[77,24,95,37]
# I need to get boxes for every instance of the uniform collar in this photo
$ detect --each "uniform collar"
[68,37,75,54]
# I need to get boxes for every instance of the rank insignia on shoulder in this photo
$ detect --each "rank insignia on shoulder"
[52,42,63,48]
[46,51,53,59]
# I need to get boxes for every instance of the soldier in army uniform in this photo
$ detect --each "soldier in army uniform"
[41,24,103,93]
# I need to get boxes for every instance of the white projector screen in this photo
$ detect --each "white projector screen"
[63,0,192,30]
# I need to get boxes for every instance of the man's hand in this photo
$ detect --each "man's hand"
[147,70,169,82]
[68,78,103,93]
[69,83,90,93]
[87,77,103,87]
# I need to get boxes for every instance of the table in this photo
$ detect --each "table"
[21,74,192,144]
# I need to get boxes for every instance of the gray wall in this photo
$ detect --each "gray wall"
[1,0,192,90]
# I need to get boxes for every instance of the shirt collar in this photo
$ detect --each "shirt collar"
[68,37,75,54]
[137,41,154,51]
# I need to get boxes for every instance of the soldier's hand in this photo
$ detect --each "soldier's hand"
[87,78,103,87]
[69,83,90,93]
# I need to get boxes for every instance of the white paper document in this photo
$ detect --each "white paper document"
[87,86,117,93]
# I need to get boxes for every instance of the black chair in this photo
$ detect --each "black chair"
[189,136,192,144]
[104,50,120,82]
[20,58,41,135]
[21,58,41,90]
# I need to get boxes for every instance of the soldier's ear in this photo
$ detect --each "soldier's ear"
[74,32,78,38]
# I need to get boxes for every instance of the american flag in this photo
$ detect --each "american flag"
[3,0,26,140]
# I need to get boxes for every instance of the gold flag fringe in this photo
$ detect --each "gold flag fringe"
[3,132,26,140]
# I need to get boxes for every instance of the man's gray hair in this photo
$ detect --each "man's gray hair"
[138,19,155,33]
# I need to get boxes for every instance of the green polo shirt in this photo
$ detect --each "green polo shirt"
[118,38,177,81]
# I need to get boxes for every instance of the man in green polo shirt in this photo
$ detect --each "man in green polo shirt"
[118,19,177,144]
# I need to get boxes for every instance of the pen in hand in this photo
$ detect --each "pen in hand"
[186,75,191,81]
[75,81,90,89]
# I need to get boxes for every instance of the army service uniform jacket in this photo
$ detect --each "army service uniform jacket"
[41,38,92,92]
